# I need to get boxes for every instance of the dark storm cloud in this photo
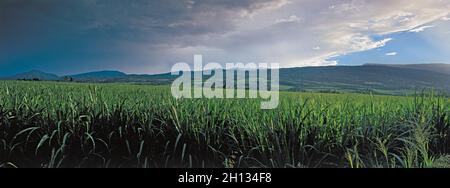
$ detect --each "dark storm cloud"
[1,0,285,47]
[1,0,449,75]
[0,0,290,75]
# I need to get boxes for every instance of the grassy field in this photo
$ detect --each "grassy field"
[0,80,449,168]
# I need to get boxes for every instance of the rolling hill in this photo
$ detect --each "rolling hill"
[6,70,60,81]
[3,63,450,95]
[68,71,127,81]
[279,64,450,94]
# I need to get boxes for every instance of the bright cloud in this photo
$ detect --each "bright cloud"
[386,52,398,56]
[409,25,434,33]
[275,15,301,24]
[312,46,321,50]
[170,0,450,68]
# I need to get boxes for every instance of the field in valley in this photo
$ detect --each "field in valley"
[0,81,449,168]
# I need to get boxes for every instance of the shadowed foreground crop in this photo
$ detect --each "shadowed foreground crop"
[0,81,449,168]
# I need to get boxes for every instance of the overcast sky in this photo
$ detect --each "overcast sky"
[1,0,449,75]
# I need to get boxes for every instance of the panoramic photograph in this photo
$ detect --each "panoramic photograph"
[1,0,450,175]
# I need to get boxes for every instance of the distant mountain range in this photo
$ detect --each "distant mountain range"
[7,70,61,81]
[4,70,129,82]
[69,71,127,81]
[2,63,450,95]
[279,64,450,94]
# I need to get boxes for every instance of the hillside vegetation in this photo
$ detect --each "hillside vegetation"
[4,64,450,95]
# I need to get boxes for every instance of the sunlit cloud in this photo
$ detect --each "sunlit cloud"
[409,25,434,33]
[275,15,301,24]
[386,52,398,56]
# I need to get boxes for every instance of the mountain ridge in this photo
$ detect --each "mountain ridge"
[6,70,60,81]
[69,70,127,81]
[3,63,450,95]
